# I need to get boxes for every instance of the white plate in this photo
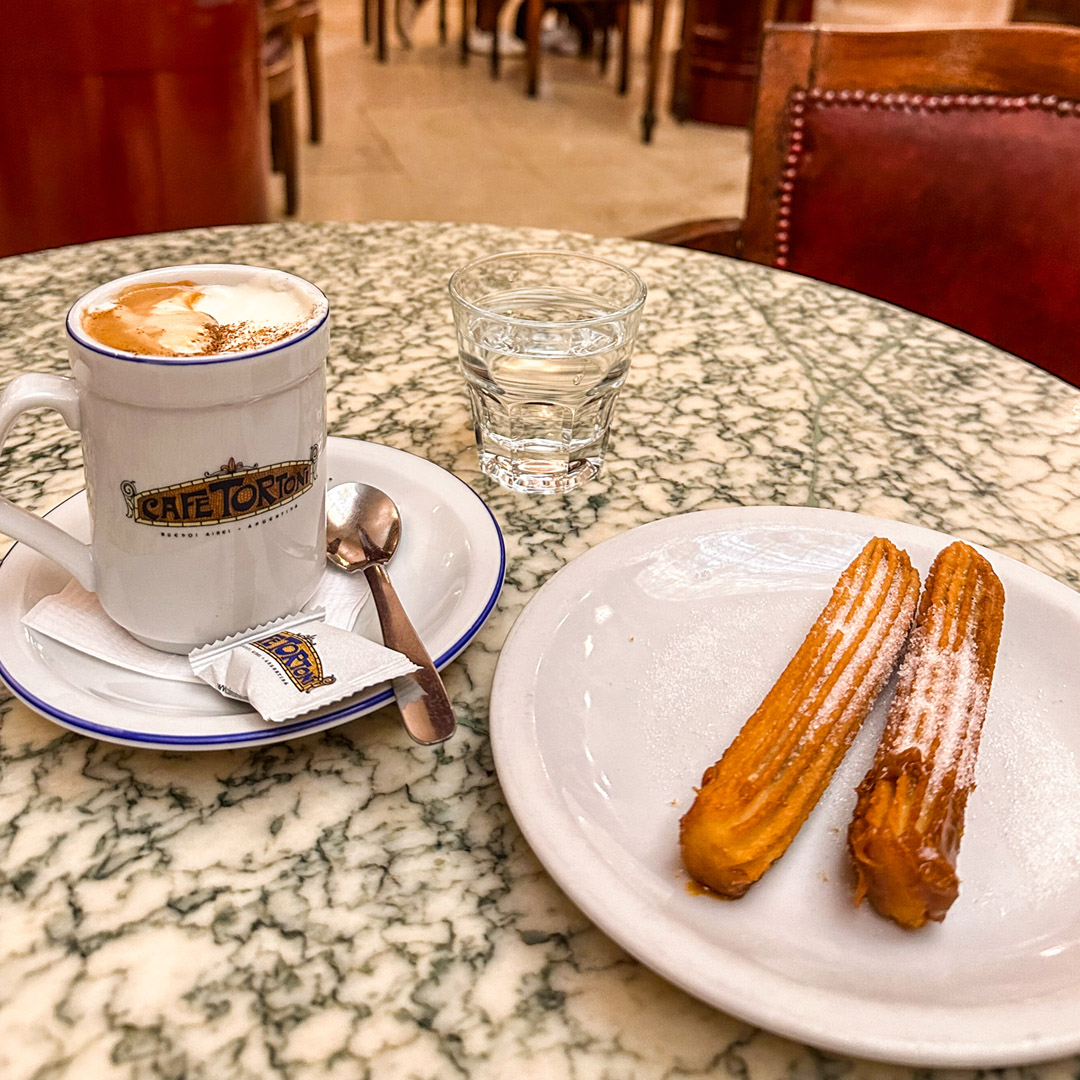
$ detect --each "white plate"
[0,437,504,749]
[490,506,1080,1068]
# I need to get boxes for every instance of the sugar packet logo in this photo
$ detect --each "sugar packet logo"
[122,446,318,527]
[250,630,337,693]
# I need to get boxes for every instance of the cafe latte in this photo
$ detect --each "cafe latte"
[0,262,336,652]
[81,272,323,358]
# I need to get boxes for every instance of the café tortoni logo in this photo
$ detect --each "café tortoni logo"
[122,446,318,527]
[251,630,337,694]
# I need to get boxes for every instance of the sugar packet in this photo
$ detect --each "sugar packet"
[189,609,418,723]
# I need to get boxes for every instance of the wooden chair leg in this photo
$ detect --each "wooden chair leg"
[362,0,371,42]
[461,0,470,63]
[671,0,696,120]
[579,15,593,56]
[270,91,299,215]
[617,0,630,95]
[439,0,447,43]
[302,31,322,142]
[525,0,541,95]
[376,0,388,61]
[641,0,667,140]
[269,98,284,175]
[394,0,413,47]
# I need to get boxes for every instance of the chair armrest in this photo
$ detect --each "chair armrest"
[631,218,744,257]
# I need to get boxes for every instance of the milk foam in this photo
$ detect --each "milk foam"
[81,273,322,358]
[191,281,313,329]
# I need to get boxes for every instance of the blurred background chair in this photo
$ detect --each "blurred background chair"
[265,0,300,216]
[523,0,632,96]
[458,0,517,76]
[293,0,324,141]
[638,23,1080,386]
[361,0,387,60]
[265,0,324,215]
[362,0,446,62]
[0,0,268,258]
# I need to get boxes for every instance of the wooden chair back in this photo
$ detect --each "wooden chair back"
[741,24,1080,384]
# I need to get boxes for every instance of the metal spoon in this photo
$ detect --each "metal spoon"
[325,482,457,745]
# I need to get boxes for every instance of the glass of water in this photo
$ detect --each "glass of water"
[448,250,647,494]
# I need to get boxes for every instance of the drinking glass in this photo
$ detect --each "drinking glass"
[448,250,647,494]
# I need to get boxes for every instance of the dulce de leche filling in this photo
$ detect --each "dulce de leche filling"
[80,280,310,358]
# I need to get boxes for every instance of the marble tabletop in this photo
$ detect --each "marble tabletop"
[0,221,1078,1080]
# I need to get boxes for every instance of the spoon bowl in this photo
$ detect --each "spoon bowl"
[327,482,401,571]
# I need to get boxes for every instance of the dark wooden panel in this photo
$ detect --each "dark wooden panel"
[0,0,269,257]
[674,0,813,128]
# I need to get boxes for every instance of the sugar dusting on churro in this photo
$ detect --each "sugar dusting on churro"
[679,537,921,898]
[848,541,1005,928]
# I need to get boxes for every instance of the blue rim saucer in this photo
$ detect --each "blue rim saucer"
[0,437,504,749]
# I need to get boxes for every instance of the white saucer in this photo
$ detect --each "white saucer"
[0,437,504,749]
[490,506,1080,1067]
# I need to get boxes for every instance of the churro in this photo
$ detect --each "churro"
[847,541,1004,929]
[680,537,921,898]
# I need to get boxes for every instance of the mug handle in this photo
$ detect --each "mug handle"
[0,373,95,591]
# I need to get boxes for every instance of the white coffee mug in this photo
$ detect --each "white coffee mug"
[0,264,330,653]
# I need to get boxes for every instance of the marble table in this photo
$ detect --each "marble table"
[0,221,1078,1080]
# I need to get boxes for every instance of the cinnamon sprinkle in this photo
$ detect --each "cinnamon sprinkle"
[204,321,307,355]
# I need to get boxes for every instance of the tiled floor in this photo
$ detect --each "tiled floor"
[283,0,754,237]
[281,0,1008,237]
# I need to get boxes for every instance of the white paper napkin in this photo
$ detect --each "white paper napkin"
[21,568,372,683]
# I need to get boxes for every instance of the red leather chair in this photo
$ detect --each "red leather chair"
[639,24,1080,387]
[0,0,268,257]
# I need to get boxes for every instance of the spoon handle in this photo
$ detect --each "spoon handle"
[363,563,457,745]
